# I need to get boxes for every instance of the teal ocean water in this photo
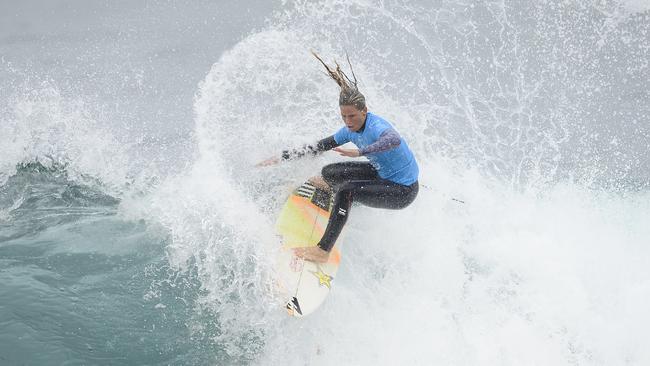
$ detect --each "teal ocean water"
[0,163,218,364]
[1,1,649,365]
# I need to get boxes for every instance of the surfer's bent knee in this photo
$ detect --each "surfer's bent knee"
[320,163,339,187]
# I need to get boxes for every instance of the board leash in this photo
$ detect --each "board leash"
[420,183,466,204]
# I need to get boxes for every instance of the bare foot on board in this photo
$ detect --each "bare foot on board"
[293,246,330,263]
[307,176,331,192]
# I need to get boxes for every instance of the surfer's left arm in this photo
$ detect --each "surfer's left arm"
[359,128,401,155]
[331,128,402,158]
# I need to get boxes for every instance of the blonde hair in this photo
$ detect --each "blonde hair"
[311,51,366,110]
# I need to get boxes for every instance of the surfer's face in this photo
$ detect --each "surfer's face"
[340,105,367,132]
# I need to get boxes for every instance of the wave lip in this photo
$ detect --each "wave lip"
[0,85,131,193]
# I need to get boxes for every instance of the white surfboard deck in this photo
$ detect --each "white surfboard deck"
[275,181,342,317]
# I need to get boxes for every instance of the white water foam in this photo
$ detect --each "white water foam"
[621,0,650,14]
[250,159,650,365]
[0,82,131,192]
[125,0,649,363]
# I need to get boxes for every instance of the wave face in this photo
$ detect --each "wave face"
[1,0,649,365]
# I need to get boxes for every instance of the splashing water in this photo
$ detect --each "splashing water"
[150,0,650,364]
[1,0,648,364]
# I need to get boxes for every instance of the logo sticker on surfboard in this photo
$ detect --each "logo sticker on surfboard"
[289,255,304,272]
[310,266,333,289]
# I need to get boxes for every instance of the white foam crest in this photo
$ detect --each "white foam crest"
[255,159,650,365]
[126,152,287,359]
[193,30,346,199]
[0,84,130,192]
[161,0,649,361]
[620,0,650,15]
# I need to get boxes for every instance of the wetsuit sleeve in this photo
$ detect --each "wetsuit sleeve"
[359,128,402,155]
[281,136,340,160]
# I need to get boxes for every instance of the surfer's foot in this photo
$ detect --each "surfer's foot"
[308,176,331,193]
[294,246,330,263]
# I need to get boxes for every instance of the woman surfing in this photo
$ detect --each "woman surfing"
[258,52,419,263]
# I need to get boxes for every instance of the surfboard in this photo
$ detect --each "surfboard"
[275,181,342,317]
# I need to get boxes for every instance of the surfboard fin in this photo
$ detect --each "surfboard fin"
[286,296,303,316]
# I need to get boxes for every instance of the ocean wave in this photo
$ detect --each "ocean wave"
[2,0,647,364]
[0,82,139,197]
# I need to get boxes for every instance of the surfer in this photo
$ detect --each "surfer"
[258,52,419,263]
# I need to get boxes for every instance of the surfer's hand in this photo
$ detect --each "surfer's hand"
[333,147,360,157]
[256,156,280,167]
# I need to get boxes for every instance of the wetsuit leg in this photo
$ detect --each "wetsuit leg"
[350,180,419,209]
[317,163,419,252]
[321,162,379,188]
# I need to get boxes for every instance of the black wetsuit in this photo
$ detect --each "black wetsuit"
[282,113,419,251]
[318,161,419,251]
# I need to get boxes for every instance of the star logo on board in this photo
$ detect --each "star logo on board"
[310,267,333,289]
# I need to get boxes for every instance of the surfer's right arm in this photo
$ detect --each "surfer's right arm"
[281,136,339,161]
[256,136,339,167]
